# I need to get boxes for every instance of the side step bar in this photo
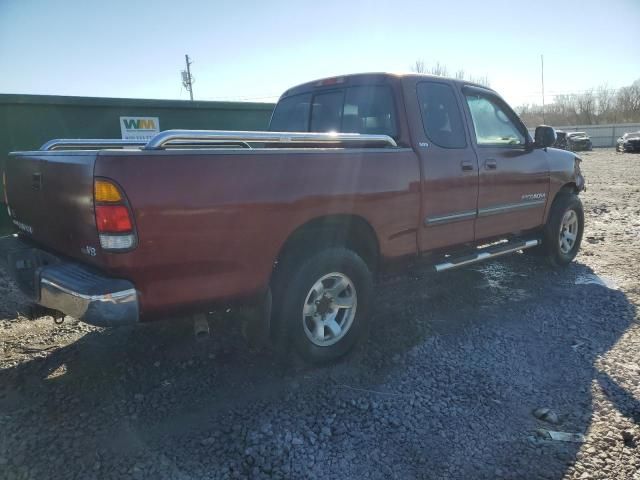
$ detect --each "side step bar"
[434,239,540,273]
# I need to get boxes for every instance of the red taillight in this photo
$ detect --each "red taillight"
[95,205,133,233]
[94,178,137,251]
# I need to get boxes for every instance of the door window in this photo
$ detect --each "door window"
[465,94,525,146]
[417,82,466,148]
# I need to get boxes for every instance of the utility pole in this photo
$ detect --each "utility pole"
[182,54,195,101]
[541,54,546,124]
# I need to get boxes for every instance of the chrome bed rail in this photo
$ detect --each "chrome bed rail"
[40,139,147,151]
[40,129,398,151]
[143,130,398,149]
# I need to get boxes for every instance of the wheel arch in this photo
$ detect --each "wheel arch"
[558,182,580,195]
[273,214,380,276]
[544,182,581,224]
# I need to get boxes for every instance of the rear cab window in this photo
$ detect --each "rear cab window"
[268,94,311,132]
[269,85,397,137]
[310,91,344,132]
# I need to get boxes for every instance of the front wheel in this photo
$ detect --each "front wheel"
[541,193,584,266]
[272,248,373,364]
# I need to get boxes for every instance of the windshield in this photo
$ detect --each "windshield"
[569,132,588,138]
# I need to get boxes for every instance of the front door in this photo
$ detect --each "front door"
[408,80,479,252]
[462,87,549,241]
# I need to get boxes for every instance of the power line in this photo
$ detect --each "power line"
[203,94,280,102]
[541,54,545,124]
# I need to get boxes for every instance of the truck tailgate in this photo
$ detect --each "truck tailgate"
[4,151,102,264]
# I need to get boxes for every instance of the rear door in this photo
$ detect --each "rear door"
[407,80,479,252]
[461,87,549,241]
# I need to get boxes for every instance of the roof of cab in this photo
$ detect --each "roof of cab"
[280,72,496,99]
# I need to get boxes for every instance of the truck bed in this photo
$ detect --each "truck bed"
[4,146,420,318]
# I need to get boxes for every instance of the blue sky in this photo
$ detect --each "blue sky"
[1,0,638,107]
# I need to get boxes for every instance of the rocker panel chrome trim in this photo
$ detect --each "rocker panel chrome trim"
[478,200,546,217]
[425,210,477,226]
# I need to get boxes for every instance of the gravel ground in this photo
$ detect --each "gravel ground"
[1,149,639,480]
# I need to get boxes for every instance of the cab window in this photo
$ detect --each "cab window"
[465,94,525,146]
[341,86,397,136]
[417,82,466,149]
[310,91,344,132]
[269,86,397,137]
[269,93,311,132]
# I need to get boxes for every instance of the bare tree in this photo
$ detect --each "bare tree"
[411,60,490,86]
[617,80,640,122]
[410,59,447,76]
[412,59,426,74]
[516,78,640,127]
[555,94,578,125]
[468,74,490,87]
[430,61,449,77]
[596,85,614,123]
[576,89,596,125]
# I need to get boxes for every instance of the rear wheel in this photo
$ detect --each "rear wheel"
[541,193,584,266]
[272,248,373,364]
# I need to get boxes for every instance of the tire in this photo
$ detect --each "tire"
[541,193,584,267]
[272,248,373,364]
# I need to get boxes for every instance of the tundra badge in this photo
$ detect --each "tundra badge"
[522,193,546,201]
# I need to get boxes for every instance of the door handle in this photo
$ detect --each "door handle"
[484,159,497,170]
[32,172,42,191]
[461,161,474,171]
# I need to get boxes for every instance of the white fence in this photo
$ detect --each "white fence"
[528,123,640,148]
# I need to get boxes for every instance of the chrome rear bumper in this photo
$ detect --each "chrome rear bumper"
[0,235,139,327]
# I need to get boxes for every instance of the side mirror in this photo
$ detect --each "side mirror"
[534,125,556,149]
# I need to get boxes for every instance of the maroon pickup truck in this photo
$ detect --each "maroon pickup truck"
[0,73,585,363]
